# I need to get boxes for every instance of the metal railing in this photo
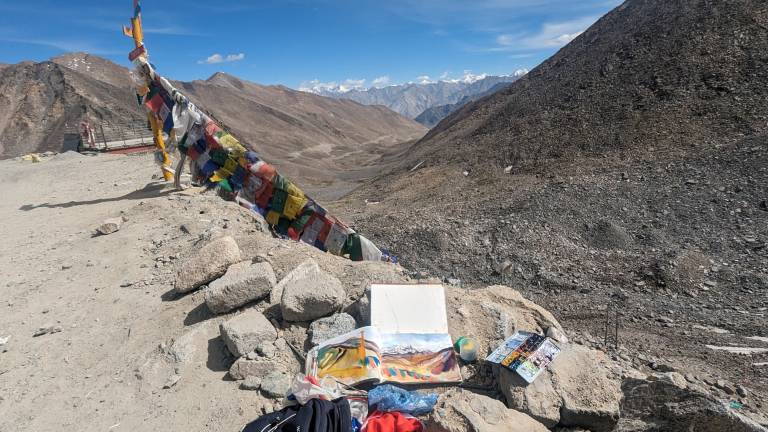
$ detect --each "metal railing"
[65,119,155,152]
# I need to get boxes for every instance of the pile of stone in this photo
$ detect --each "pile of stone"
[171,236,363,400]
[169,236,767,431]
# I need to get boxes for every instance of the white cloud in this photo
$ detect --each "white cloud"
[492,15,596,52]
[299,78,367,94]
[198,53,245,65]
[372,76,391,88]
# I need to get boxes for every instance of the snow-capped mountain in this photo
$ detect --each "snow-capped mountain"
[300,70,528,120]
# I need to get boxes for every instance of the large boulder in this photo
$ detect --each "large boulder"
[220,309,277,358]
[309,313,357,346]
[229,358,282,380]
[204,261,277,314]
[445,285,565,359]
[277,259,346,322]
[426,389,549,432]
[174,236,242,294]
[620,373,768,432]
[499,344,622,432]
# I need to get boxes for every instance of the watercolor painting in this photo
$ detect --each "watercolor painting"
[379,333,462,383]
[314,327,382,384]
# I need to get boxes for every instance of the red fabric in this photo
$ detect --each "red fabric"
[362,411,423,432]
[204,121,222,149]
[145,94,165,114]
[255,180,274,209]
[316,216,333,243]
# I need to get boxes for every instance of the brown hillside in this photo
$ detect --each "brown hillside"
[408,0,768,171]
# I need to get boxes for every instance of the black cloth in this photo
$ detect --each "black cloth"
[242,397,352,432]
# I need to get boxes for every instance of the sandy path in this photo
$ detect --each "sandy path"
[0,153,265,432]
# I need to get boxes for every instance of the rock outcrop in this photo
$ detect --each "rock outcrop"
[620,373,768,432]
[445,285,564,358]
[174,236,242,294]
[276,259,346,322]
[308,313,357,346]
[204,261,276,314]
[498,344,622,432]
[427,389,549,432]
[220,309,277,358]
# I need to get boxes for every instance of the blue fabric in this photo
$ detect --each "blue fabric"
[195,138,207,153]
[162,111,174,134]
[367,384,438,415]
[313,239,327,252]
[245,151,261,164]
[201,160,218,176]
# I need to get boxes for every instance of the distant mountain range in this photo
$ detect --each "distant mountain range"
[414,81,514,128]
[302,71,527,125]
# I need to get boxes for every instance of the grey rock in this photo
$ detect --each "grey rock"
[274,338,288,352]
[256,342,276,359]
[737,385,748,397]
[621,375,766,431]
[309,313,357,345]
[446,278,462,286]
[427,388,549,432]
[163,374,181,389]
[33,326,62,337]
[220,309,277,357]
[260,371,292,398]
[546,326,569,343]
[350,287,372,326]
[715,379,736,395]
[500,345,621,432]
[229,358,281,380]
[174,236,242,294]
[96,217,124,235]
[204,261,277,314]
[278,259,345,322]
[446,285,563,364]
[240,376,262,391]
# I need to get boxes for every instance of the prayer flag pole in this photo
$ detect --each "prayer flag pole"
[123,0,174,181]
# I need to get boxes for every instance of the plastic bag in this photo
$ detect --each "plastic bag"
[289,374,343,405]
[367,384,437,415]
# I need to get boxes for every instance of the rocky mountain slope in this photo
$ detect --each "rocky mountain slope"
[0,54,145,158]
[407,0,768,169]
[307,73,525,120]
[333,0,768,410]
[0,55,425,197]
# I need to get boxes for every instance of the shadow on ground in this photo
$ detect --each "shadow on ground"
[19,182,173,211]
[207,336,234,374]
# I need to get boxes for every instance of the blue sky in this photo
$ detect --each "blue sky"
[0,0,621,89]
